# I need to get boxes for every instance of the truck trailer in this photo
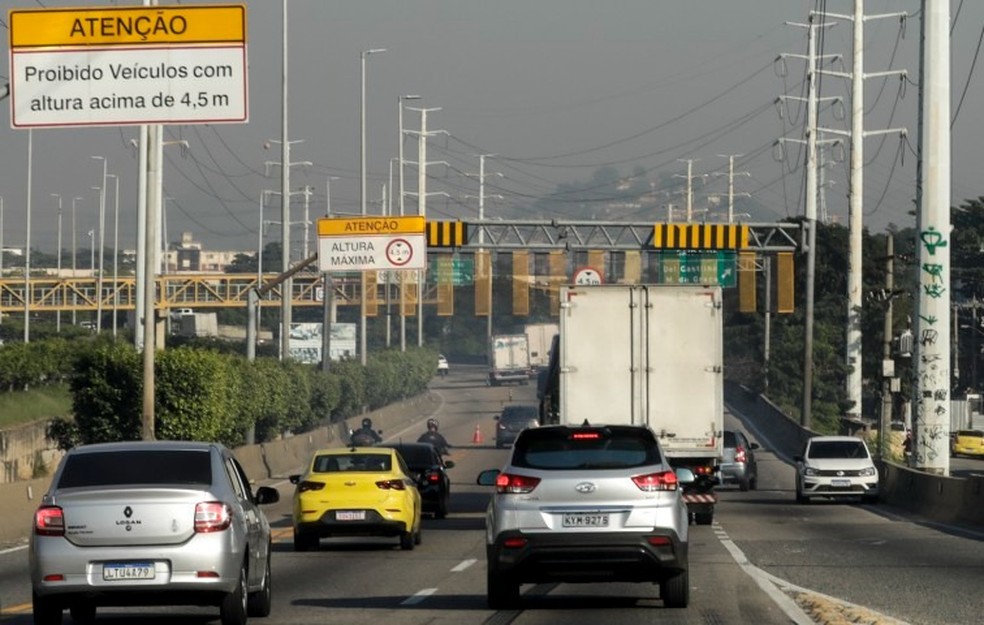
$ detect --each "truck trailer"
[524,322,559,372]
[488,334,531,386]
[540,284,724,524]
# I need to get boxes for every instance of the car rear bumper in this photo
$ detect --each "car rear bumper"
[296,510,410,537]
[487,529,687,585]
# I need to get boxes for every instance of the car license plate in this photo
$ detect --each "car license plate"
[103,562,155,581]
[831,479,851,488]
[562,513,609,527]
[336,510,366,521]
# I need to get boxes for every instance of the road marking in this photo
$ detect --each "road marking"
[401,588,437,605]
[451,558,476,572]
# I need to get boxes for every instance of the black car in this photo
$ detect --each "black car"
[382,442,454,518]
[494,404,540,448]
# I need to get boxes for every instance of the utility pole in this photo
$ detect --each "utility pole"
[820,2,908,422]
[880,233,895,459]
[397,94,421,352]
[465,154,504,344]
[713,154,750,223]
[913,0,951,474]
[405,106,449,347]
[674,159,700,222]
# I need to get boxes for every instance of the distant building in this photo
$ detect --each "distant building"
[166,232,240,273]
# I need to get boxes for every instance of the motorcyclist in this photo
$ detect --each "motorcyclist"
[417,418,451,456]
[350,417,382,446]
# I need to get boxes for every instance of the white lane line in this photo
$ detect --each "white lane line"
[401,588,437,605]
[451,558,477,572]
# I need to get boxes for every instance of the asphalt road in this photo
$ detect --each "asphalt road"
[1,365,983,625]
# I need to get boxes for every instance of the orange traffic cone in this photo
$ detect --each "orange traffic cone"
[472,424,484,444]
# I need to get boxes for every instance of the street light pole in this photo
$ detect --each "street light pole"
[106,174,120,336]
[71,196,82,326]
[24,129,33,343]
[360,47,387,367]
[91,155,107,333]
[398,94,420,352]
[50,194,62,332]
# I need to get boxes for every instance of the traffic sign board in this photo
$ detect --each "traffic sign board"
[317,216,426,272]
[9,5,247,128]
[573,266,604,285]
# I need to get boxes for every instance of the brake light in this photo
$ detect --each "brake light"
[735,446,747,463]
[376,479,406,490]
[495,473,541,494]
[694,465,715,476]
[297,480,326,493]
[571,432,601,440]
[426,472,441,483]
[632,470,678,492]
[194,502,232,533]
[35,506,65,537]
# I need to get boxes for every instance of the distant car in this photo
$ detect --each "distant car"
[477,423,694,610]
[437,354,449,377]
[381,442,455,518]
[30,440,280,625]
[494,404,540,448]
[719,429,759,491]
[951,429,984,458]
[795,435,879,504]
[290,447,422,551]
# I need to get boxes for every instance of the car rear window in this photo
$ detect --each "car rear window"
[511,426,661,470]
[58,450,213,488]
[808,440,869,459]
[723,431,737,446]
[314,453,392,472]
[388,446,432,467]
[956,430,984,438]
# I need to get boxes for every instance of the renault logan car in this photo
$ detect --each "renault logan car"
[30,441,280,625]
[795,435,879,504]
[290,446,422,551]
[477,423,694,609]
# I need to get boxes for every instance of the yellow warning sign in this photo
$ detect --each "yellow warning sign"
[9,5,246,48]
[318,216,425,237]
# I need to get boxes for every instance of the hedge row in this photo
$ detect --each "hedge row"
[42,340,437,450]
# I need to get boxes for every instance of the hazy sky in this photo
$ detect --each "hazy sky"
[2,0,983,257]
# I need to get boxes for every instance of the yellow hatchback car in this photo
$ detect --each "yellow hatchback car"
[289,447,422,551]
[951,429,984,458]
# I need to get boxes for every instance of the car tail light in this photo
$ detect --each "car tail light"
[632,470,678,492]
[734,446,747,463]
[35,506,65,537]
[503,537,528,549]
[495,473,540,494]
[426,471,441,483]
[376,479,407,490]
[571,431,601,440]
[297,480,326,493]
[693,465,715,476]
[194,502,233,533]
[647,536,672,546]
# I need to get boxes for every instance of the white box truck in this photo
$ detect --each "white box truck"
[524,322,559,371]
[542,284,724,524]
[488,334,531,386]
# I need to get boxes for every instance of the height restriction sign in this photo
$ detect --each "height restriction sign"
[8,4,248,128]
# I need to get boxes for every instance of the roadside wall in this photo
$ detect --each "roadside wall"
[0,391,442,550]
[724,380,984,528]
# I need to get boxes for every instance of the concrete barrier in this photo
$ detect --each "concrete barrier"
[0,477,52,548]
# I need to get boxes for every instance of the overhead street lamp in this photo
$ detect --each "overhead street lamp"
[360,47,387,366]
[106,174,120,336]
[71,196,83,325]
[397,94,420,352]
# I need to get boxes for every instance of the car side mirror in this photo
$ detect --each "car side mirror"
[444,460,456,469]
[255,486,280,505]
[793,455,804,463]
[675,468,696,485]
[750,443,760,450]
[288,474,301,485]
[476,469,500,486]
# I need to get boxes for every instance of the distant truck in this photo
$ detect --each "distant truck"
[539,284,724,525]
[176,312,219,338]
[488,334,531,386]
[524,322,559,372]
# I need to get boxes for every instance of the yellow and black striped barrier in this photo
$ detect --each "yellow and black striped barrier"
[652,223,749,250]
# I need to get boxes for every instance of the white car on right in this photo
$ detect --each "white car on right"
[795,435,879,504]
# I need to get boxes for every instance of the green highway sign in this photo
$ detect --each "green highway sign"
[655,251,736,287]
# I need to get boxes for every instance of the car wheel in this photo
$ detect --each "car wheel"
[694,512,713,525]
[293,528,319,552]
[69,601,96,624]
[749,475,758,491]
[33,591,62,625]
[862,494,879,505]
[487,568,520,610]
[400,530,415,551]
[414,521,423,546]
[247,548,273,618]
[738,476,750,492]
[435,492,449,519]
[795,484,809,504]
[661,569,690,608]
[220,561,248,625]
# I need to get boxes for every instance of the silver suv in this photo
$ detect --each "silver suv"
[477,423,694,609]
[30,441,280,625]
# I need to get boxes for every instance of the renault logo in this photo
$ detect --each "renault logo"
[575,482,596,494]
[124,506,133,518]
